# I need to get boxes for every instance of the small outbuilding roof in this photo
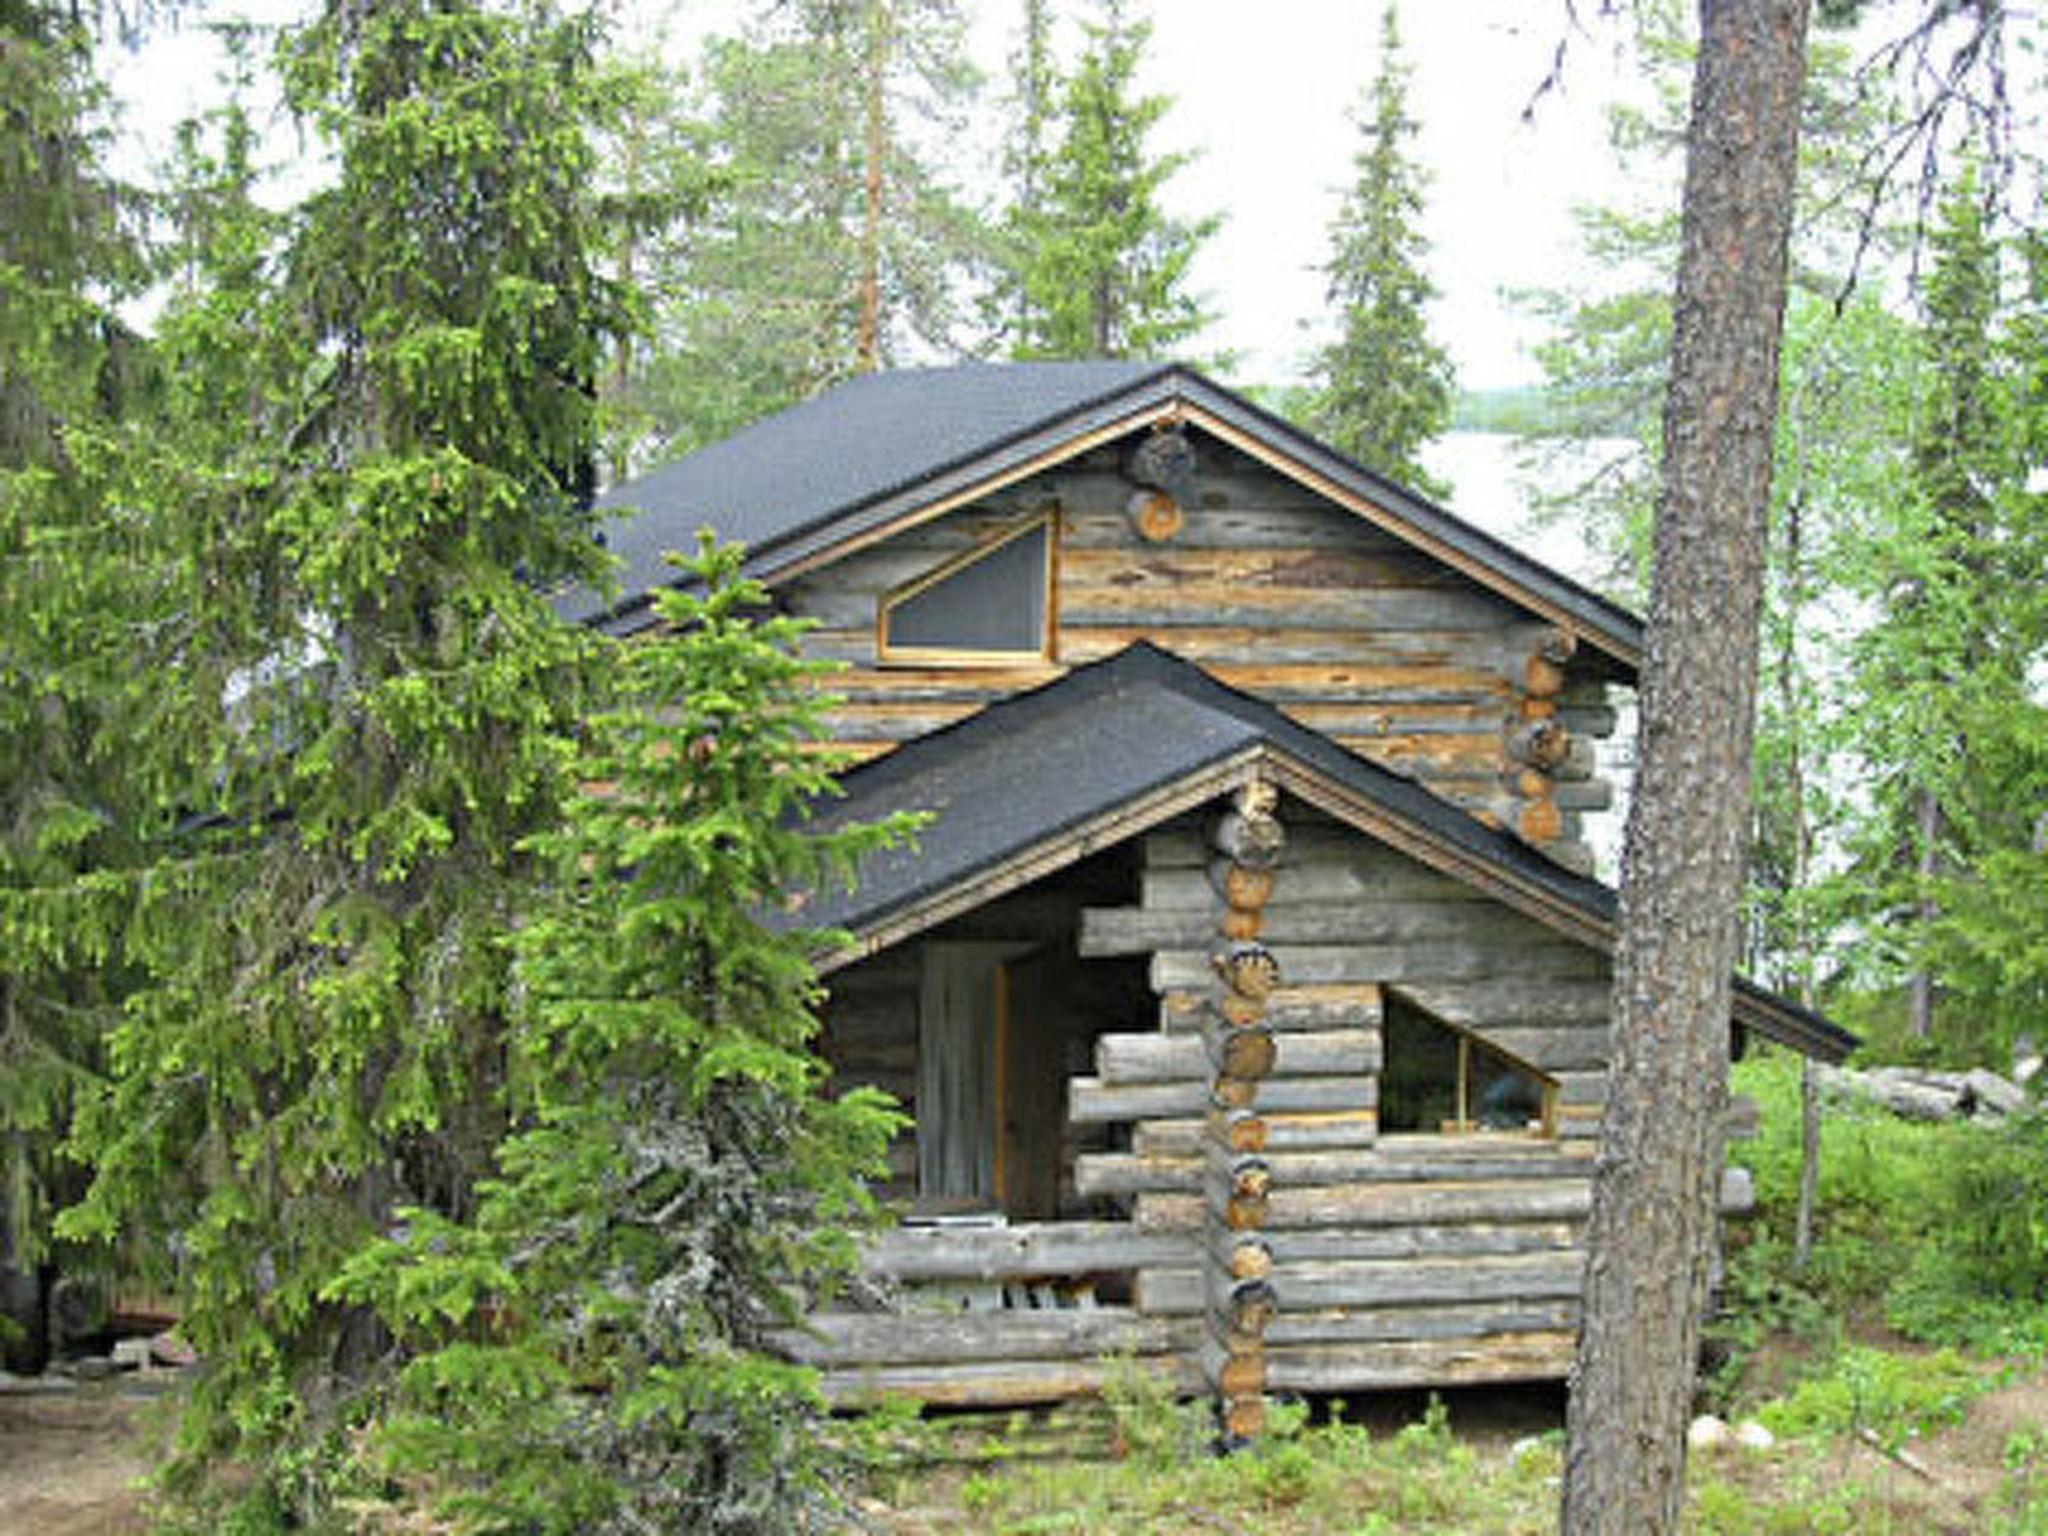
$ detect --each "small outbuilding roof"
[797,643,1855,1064]
[573,362,1643,673]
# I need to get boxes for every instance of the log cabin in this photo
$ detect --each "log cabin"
[567,361,1853,1432]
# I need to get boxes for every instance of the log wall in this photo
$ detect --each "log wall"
[777,434,1620,867]
[786,793,1769,1411]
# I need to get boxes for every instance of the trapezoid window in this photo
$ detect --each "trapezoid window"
[878,515,1053,665]
[1381,993,1556,1136]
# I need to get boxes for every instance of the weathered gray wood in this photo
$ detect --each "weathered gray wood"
[1058,583,1519,632]
[1149,940,1606,991]
[1159,983,1384,1034]
[1080,1144,1601,1198]
[1261,1332,1578,1392]
[1143,862,1483,912]
[811,1351,1201,1409]
[1086,899,1564,957]
[1139,1250,1585,1317]
[1220,1221,1584,1269]
[1391,978,1613,1030]
[1264,1299,1580,1347]
[1069,1073,1378,1124]
[1094,1029,1378,1084]
[860,1222,1196,1281]
[1134,1113,1380,1157]
[770,1309,1182,1367]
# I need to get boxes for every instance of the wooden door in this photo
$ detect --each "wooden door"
[996,946,1066,1222]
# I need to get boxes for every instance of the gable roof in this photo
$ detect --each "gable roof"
[574,362,1644,674]
[797,642,1853,1063]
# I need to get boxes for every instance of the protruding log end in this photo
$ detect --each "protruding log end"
[1208,1022,1277,1082]
[1221,1394,1267,1442]
[1125,488,1184,543]
[1226,1234,1275,1282]
[1213,941,1280,1002]
[1208,858,1276,913]
[1508,718,1573,772]
[1519,797,1565,843]
[1213,809,1286,871]
[1209,1106,1268,1154]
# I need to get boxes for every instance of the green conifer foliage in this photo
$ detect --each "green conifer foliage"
[1010,0,1216,360]
[0,5,155,1365]
[329,539,913,1533]
[58,0,630,1518]
[1305,2,1453,498]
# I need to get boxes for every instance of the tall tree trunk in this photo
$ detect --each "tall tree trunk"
[1909,787,1943,1038]
[855,0,888,374]
[1561,3,1811,1532]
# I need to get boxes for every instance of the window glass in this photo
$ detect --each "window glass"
[881,519,1049,659]
[1381,994,1553,1135]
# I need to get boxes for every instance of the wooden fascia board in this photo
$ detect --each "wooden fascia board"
[813,745,1267,976]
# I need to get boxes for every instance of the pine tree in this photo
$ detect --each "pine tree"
[622,1,985,463]
[1010,0,1217,360]
[58,0,630,1518]
[1305,1,1453,498]
[330,539,913,1533]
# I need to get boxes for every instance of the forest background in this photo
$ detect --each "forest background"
[5,0,2048,1528]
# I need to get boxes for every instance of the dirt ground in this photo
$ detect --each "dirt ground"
[0,1381,159,1536]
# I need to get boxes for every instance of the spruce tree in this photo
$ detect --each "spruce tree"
[330,540,913,1533]
[1010,0,1217,360]
[58,0,629,1518]
[0,3,155,1367]
[1305,1,1453,498]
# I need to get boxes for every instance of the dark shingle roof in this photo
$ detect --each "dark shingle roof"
[569,362,1643,667]
[572,361,1167,631]
[795,643,1854,1063]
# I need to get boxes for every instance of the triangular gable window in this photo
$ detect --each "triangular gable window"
[879,515,1053,664]
[1381,992,1556,1136]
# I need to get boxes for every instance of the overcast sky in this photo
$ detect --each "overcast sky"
[106,2,1655,393]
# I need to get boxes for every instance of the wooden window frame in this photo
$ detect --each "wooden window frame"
[1383,994,1559,1139]
[876,512,1057,668]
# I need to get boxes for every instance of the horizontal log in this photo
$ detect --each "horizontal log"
[804,663,1065,702]
[1391,978,1612,1031]
[1160,983,1384,1034]
[1094,1029,1378,1085]
[1055,623,1555,670]
[1061,544,1461,594]
[1069,1073,1377,1124]
[1139,1251,1584,1318]
[770,1309,1182,1367]
[1125,1160,1764,1238]
[1078,1143,1595,1198]
[1264,1299,1580,1348]
[860,1221,1195,1281]
[1258,1166,1754,1229]
[1150,941,1605,992]
[1134,1111,1381,1157]
[812,1351,1201,1409]
[1210,1220,1583,1270]
[1057,584,1521,633]
[1262,1332,1578,1393]
[1085,900,1565,957]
